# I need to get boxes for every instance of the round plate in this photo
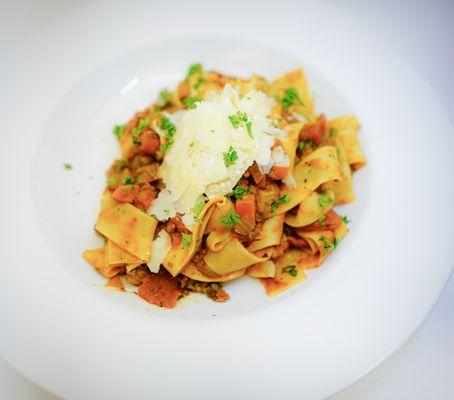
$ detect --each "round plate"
[1,1,453,399]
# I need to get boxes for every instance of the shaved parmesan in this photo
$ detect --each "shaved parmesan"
[147,231,171,273]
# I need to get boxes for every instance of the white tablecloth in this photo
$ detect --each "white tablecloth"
[1,0,453,398]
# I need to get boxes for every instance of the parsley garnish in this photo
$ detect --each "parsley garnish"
[113,124,123,139]
[228,111,254,138]
[107,177,116,185]
[282,264,298,277]
[63,163,72,170]
[182,96,202,109]
[218,210,241,229]
[231,186,252,200]
[318,196,334,208]
[192,201,205,222]
[330,128,337,137]
[187,63,203,78]
[223,146,239,167]
[157,140,174,154]
[319,236,338,250]
[123,176,134,184]
[317,215,326,225]
[160,116,176,138]
[115,160,126,173]
[132,118,149,146]
[281,87,304,109]
[298,141,305,152]
[160,89,171,105]
[342,215,351,224]
[181,233,193,249]
[271,194,291,212]
[194,76,205,89]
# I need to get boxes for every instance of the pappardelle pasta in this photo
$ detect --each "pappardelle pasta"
[83,65,366,308]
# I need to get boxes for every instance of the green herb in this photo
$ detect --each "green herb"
[187,63,203,78]
[63,163,72,170]
[182,96,203,109]
[181,233,193,249]
[160,115,176,138]
[189,142,195,147]
[223,146,239,167]
[157,140,174,154]
[228,111,253,138]
[164,209,170,216]
[132,118,149,146]
[160,89,172,105]
[319,236,338,250]
[209,282,221,290]
[318,196,334,208]
[342,215,351,224]
[317,215,326,225]
[147,170,156,178]
[231,185,252,200]
[107,177,116,185]
[282,265,298,277]
[209,129,216,134]
[298,141,305,151]
[115,160,126,173]
[281,87,304,109]
[123,176,134,184]
[192,201,205,222]
[113,124,123,139]
[330,128,337,137]
[218,210,241,229]
[271,194,291,212]
[194,76,205,89]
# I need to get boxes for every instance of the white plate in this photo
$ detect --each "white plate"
[1,1,453,399]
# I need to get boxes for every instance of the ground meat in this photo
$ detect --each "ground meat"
[125,265,151,286]
[272,234,290,257]
[180,277,230,303]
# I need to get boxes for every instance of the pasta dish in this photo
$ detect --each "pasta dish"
[83,64,366,308]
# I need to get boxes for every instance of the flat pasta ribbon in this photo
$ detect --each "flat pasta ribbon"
[271,146,342,215]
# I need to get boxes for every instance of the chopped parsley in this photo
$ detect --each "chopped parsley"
[113,124,123,139]
[330,128,338,137]
[159,89,172,105]
[282,264,298,277]
[231,185,252,200]
[115,160,126,173]
[271,194,291,212]
[192,200,205,222]
[182,96,203,109]
[194,76,205,89]
[106,177,116,185]
[63,163,72,170]
[160,115,176,138]
[123,176,134,184]
[218,210,241,229]
[317,215,326,225]
[209,129,216,134]
[223,146,239,167]
[228,111,253,138]
[157,140,174,154]
[318,196,334,208]
[281,87,304,109]
[186,63,203,79]
[181,233,193,249]
[298,141,306,151]
[342,215,351,224]
[189,142,195,147]
[132,118,150,146]
[319,236,338,250]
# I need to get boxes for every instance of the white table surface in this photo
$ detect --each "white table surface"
[1,0,453,399]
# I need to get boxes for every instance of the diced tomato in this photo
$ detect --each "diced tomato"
[269,165,289,180]
[112,185,140,203]
[138,131,161,155]
[235,194,256,226]
[300,114,326,145]
[138,270,182,308]
[171,232,182,248]
[133,183,157,210]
